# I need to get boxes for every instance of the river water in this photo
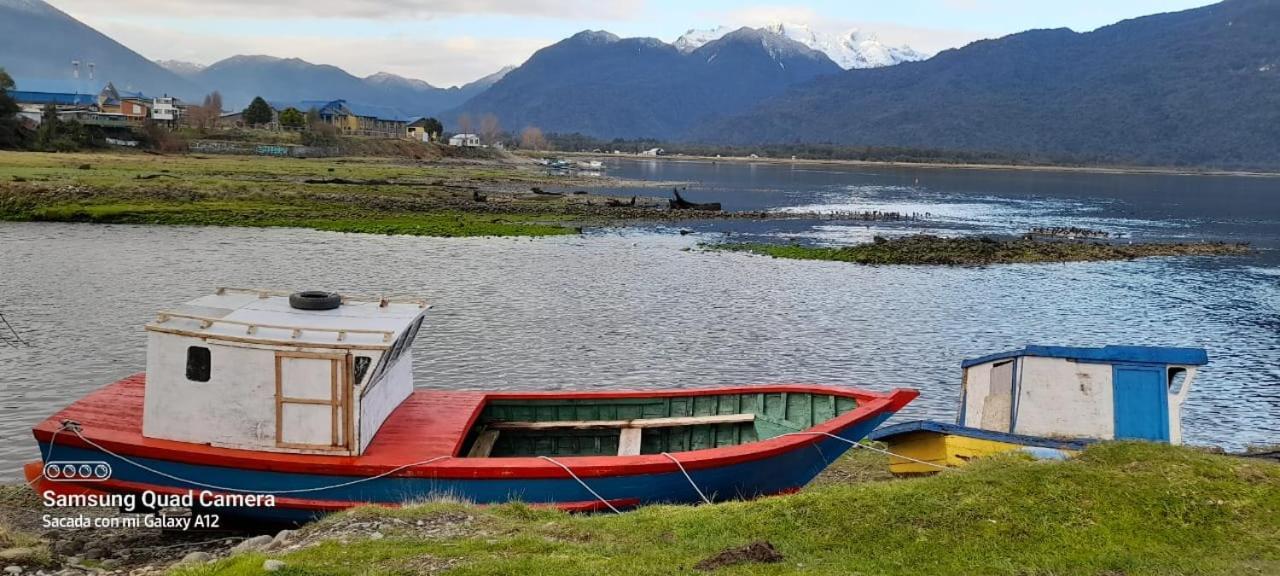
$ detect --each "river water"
[1,159,1277,477]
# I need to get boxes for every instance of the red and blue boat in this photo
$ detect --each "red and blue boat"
[28,288,917,523]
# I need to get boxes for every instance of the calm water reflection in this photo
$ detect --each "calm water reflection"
[1,161,1278,478]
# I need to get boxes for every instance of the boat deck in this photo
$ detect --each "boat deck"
[33,375,916,479]
[33,375,489,473]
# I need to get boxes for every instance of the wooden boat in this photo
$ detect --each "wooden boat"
[869,345,1208,475]
[27,288,917,524]
[669,189,722,211]
[867,421,1090,474]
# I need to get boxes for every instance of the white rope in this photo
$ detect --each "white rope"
[27,425,65,487]
[60,424,450,495]
[660,452,711,505]
[538,456,620,514]
[781,431,955,472]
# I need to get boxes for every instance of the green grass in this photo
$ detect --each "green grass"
[712,235,1250,266]
[0,151,593,237]
[176,443,1280,576]
[14,200,575,237]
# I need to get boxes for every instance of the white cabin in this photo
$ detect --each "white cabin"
[449,133,481,147]
[142,288,428,455]
[959,345,1208,444]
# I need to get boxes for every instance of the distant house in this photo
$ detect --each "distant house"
[96,82,121,113]
[406,118,437,142]
[151,96,182,123]
[216,111,246,128]
[298,99,408,138]
[95,83,150,123]
[638,147,664,156]
[119,96,151,122]
[449,133,481,147]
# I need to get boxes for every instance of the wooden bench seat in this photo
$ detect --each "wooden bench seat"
[470,413,757,457]
[487,413,755,431]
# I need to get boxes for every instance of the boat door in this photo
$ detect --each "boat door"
[275,351,352,451]
[1112,365,1170,441]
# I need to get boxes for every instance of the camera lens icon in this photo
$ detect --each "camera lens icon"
[43,461,112,482]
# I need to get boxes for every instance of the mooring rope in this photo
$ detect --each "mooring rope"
[781,431,955,471]
[26,424,68,487]
[47,422,451,495]
[38,423,950,512]
[538,455,620,514]
[661,452,711,505]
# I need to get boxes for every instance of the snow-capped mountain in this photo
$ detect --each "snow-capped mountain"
[675,22,927,69]
[156,59,207,77]
[673,25,733,53]
[363,71,438,92]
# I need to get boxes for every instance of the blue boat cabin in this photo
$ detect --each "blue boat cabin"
[958,345,1208,444]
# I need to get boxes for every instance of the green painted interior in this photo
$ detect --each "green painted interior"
[464,392,859,457]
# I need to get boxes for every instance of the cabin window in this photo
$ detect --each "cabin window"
[1168,367,1188,395]
[353,356,372,384]
[364,316,425,390]
[185,346,211,382]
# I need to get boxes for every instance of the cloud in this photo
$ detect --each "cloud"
[52,0,644,20]
[717,5,818,27]
[90,20,549,86]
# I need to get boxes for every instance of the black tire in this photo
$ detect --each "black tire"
[289,291,342,310]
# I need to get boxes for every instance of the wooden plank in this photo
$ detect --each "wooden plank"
[617,428,643,456]
[467,430,501,457]
[488,413,754,431]
[344,354,355,452]
[279,397,334,406]
[274,355,283,445]
[330,358,339,447]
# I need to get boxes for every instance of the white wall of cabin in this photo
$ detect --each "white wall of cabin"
[961,362,992,427]
[143,333,279,450]
[358,350,414,453]
[1012,357,1115,439]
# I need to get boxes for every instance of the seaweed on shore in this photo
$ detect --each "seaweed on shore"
[710,235,1250,266]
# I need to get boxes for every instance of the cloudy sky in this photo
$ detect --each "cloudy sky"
[52,0,1215,87]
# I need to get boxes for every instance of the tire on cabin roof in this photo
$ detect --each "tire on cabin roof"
[289,291,342,310]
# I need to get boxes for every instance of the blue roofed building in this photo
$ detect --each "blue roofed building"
[8,79,97,108]
[298,99,410,138]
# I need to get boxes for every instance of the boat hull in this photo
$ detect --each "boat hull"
[867,420,1092,475]
[30,378,916,524]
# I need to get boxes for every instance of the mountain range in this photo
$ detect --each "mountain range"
[171,55,510,114]
[675,23,927,69]
[0,0,508,117]
[695,0,1280,168]
[447,28,843,139]
[3,0,1277,168]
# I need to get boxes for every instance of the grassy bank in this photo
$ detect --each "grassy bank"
[713,235,1250,266]
[170,444,1279,576]
[0,151,665,237]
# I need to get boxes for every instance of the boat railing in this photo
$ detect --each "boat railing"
[154,311,396,343]
[214,287,429,309]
